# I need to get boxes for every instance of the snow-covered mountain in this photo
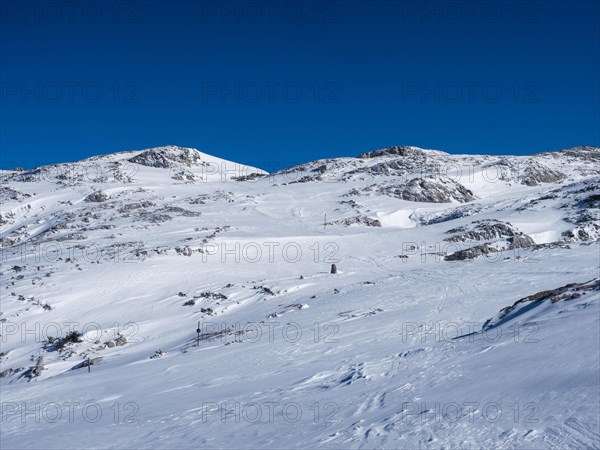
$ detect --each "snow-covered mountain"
[1,145,599,449]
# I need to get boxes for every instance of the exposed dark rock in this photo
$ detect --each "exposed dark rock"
[483,279,600,330]
[150,350,165,359]
[444,244,498,261]
[171,171,197,182]
[551,146,600,164]
[20,357,44,380]
[445,220,517,242]
[175,246,193,256]
[118,201,154,213]
[71,357,103,370]
[562,223,600,242]
[197,291,227,300]
[357,146,430,159]
[327,215,381,227]
[128,146,204,168]
[142,213,172,223]
[519,163,565,186]
[45,331,83,352]
[508,234,535,249]
[233,173,266,182]
[161,206,201,217]
[378,178,475,203]
[287,174,324,184]
[253,286,275,296]
[1,186,32,202]
[84,191,109,203]
[0,367,23,378]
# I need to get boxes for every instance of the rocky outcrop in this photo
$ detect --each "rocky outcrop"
[84,191,110,202]
[128,146,204,168]
[171,170,198,182]
[20,356,45,380]
[444,244,498,261]
[482,279,600,330]
[71,357,103,371]
[562,223,600,242]
[445,220,518,242]
[357,146,431,159]
[327,215,382,227]
[519,161,565,186]
[379,177,475,203]
[508,234,535,249]
[0,367,24,379]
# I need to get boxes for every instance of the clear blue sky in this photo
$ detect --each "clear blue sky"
[1,0,598,170]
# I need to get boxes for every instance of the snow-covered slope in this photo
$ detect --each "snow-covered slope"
[1,145,599,449]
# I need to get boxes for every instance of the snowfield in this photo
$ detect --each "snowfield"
[1,145,599,449]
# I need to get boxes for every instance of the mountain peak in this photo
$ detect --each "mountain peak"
[128,146,204,168]
[357,145,447,159]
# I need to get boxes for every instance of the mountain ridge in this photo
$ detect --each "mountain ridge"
[1,143,598,449]
[3,144,599,175]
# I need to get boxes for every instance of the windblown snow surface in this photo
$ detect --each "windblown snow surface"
[1,145,599,449]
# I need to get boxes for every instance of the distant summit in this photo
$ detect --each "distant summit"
[357,146,446,159]
[128,146,205,168]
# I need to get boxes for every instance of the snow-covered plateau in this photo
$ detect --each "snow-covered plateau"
[1,144,599,449]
